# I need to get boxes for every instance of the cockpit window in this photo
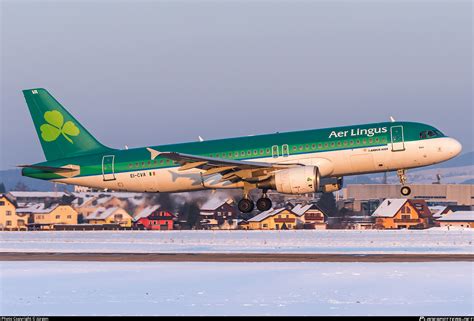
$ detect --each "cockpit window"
[419,130,444,139]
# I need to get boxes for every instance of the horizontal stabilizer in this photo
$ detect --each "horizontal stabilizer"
[18,164,79,173]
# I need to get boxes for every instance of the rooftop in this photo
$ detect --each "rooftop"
[134,205,161,221]
[87,207,122,220]
[436,211,474,222]
[371,199,407,218]
[200,198,233,211]
[248,208,287,222]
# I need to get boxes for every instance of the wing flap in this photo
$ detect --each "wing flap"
[146,147,303,183]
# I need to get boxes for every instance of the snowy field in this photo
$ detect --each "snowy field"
[0,261,472,316]
[0,229,473,254]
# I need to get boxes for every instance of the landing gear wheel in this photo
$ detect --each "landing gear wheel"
[400,186,411,196]
[238,198,255,213]
[256,197,272,212]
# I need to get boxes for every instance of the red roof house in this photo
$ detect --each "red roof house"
[134,205,175,230]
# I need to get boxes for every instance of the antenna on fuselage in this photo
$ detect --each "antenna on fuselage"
[389,116,396,122]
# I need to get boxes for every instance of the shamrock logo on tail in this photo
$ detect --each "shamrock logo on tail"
[40,110,80,144]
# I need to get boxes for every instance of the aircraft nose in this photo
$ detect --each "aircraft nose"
[445,138,462,157]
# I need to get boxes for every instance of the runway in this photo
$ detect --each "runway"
[1,252,473,262]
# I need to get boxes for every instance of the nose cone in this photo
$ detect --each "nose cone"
[445,138,462,158]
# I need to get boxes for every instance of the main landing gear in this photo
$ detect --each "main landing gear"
[238,198,254,213]
[397,169,411,196]
[238,191,273,213]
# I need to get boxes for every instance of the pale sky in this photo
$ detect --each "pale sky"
[1,0,472,169]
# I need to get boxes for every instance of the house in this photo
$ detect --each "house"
[73,195,128,220]
[372,199,432,229]
[85,207,132,227]
[200,198,238,230]
[340,215,375,230]
[291,203,327,229]
[17,203,78,230]
[0,194,28,231]
[435,211,474,229]
[134,205,175,230]
[7,191,69,206]
[431,205,472,219]
[247,208,301,230]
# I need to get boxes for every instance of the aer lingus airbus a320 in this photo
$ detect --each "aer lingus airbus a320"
[20,88,462,213]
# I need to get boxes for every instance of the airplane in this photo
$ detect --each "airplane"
[20,88,462,213]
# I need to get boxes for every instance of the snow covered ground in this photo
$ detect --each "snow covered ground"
[0,261,472,316]
[1,229,473,254]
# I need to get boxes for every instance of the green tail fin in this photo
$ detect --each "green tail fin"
[23,88,113,161]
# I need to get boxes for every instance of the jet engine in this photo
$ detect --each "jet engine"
[258,166,320,194]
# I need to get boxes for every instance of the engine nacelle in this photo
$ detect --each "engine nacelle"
[259,166,320,194]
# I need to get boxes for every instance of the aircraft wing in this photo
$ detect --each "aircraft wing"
[146,148,303,183]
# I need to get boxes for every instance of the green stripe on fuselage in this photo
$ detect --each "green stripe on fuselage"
[23,121,445,180]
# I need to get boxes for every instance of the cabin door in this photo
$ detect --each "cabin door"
[102,155,116,181]
[271,145,279,158]
[390,126,405,151]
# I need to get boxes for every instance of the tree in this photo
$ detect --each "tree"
[178,202,201,229]
[317,192,338,217]
[13,181,29,191]
[0,182,6,193]
[148,193,175,211]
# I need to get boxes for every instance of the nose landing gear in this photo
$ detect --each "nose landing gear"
[397,169,411,196]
